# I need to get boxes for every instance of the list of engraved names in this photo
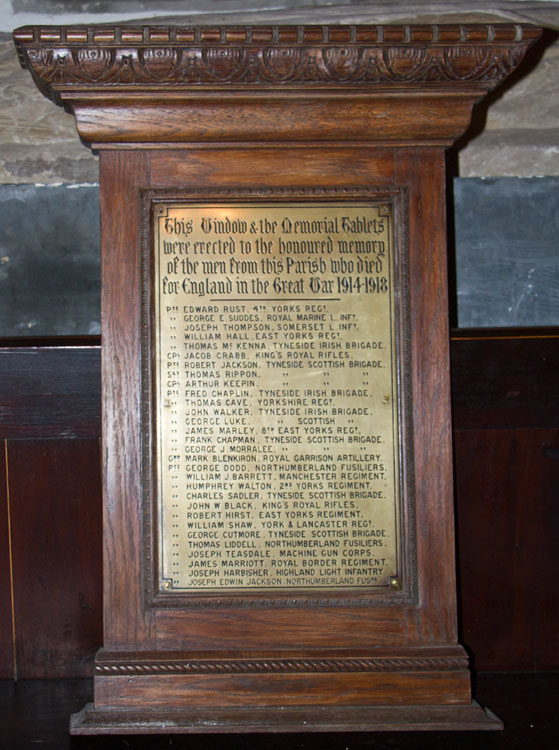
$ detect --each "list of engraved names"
[154,202,400,591]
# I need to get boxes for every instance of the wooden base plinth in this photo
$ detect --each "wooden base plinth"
[75,646,501,734]
[70,702,502,734]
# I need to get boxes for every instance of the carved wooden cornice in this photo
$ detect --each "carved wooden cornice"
[13,24,541,147]
[14,24,540,91]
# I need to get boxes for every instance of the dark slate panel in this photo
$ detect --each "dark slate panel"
[454,177,559,328]
[0,179,558,336]
[0,184,100,337]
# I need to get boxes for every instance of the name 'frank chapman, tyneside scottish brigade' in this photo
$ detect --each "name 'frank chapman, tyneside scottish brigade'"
[153,202,399,593]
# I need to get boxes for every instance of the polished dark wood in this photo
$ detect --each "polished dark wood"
[0,441,15,679]
[0,345,101,438]
[455,428,559,671]
[1,674,559,746]
[450,330,559,429]
[451,329,559,671]
[12,22,543,733]
[8,438,102,678]
[72,703,500,734]
[0,344,102,680]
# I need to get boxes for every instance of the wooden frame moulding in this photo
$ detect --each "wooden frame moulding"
[13,23,541,734]
[140,183,415,611]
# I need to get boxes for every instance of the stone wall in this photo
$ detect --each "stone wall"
[1,1,558,182]
[1,2,557,332]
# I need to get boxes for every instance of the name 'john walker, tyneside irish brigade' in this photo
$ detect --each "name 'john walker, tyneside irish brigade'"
[154,202,399,592]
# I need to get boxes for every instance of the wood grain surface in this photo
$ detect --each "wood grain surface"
[0,442,15,679]
[7,438,102,678]
[99,150,155,649]
[0,346,100,439]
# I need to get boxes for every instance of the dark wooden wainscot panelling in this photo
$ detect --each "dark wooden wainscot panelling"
[0,344,102,679]
[8,438,102,678]
[1,333,557,677]
[0,443,14,678]
[451,330,559,672]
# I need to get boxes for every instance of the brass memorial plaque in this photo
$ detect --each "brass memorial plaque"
[153,201,401,592]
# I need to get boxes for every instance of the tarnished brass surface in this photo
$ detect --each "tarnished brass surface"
[154,202,400,591]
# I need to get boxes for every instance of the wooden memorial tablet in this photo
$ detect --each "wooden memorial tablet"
[14,23,541,734]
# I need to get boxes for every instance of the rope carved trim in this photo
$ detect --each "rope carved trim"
[95,656,468,675]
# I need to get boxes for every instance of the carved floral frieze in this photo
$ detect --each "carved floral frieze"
[14,24,539,97]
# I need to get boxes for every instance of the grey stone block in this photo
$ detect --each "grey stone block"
[0,39,99,184]
[2,4,558,181]
[459,37,559,177]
